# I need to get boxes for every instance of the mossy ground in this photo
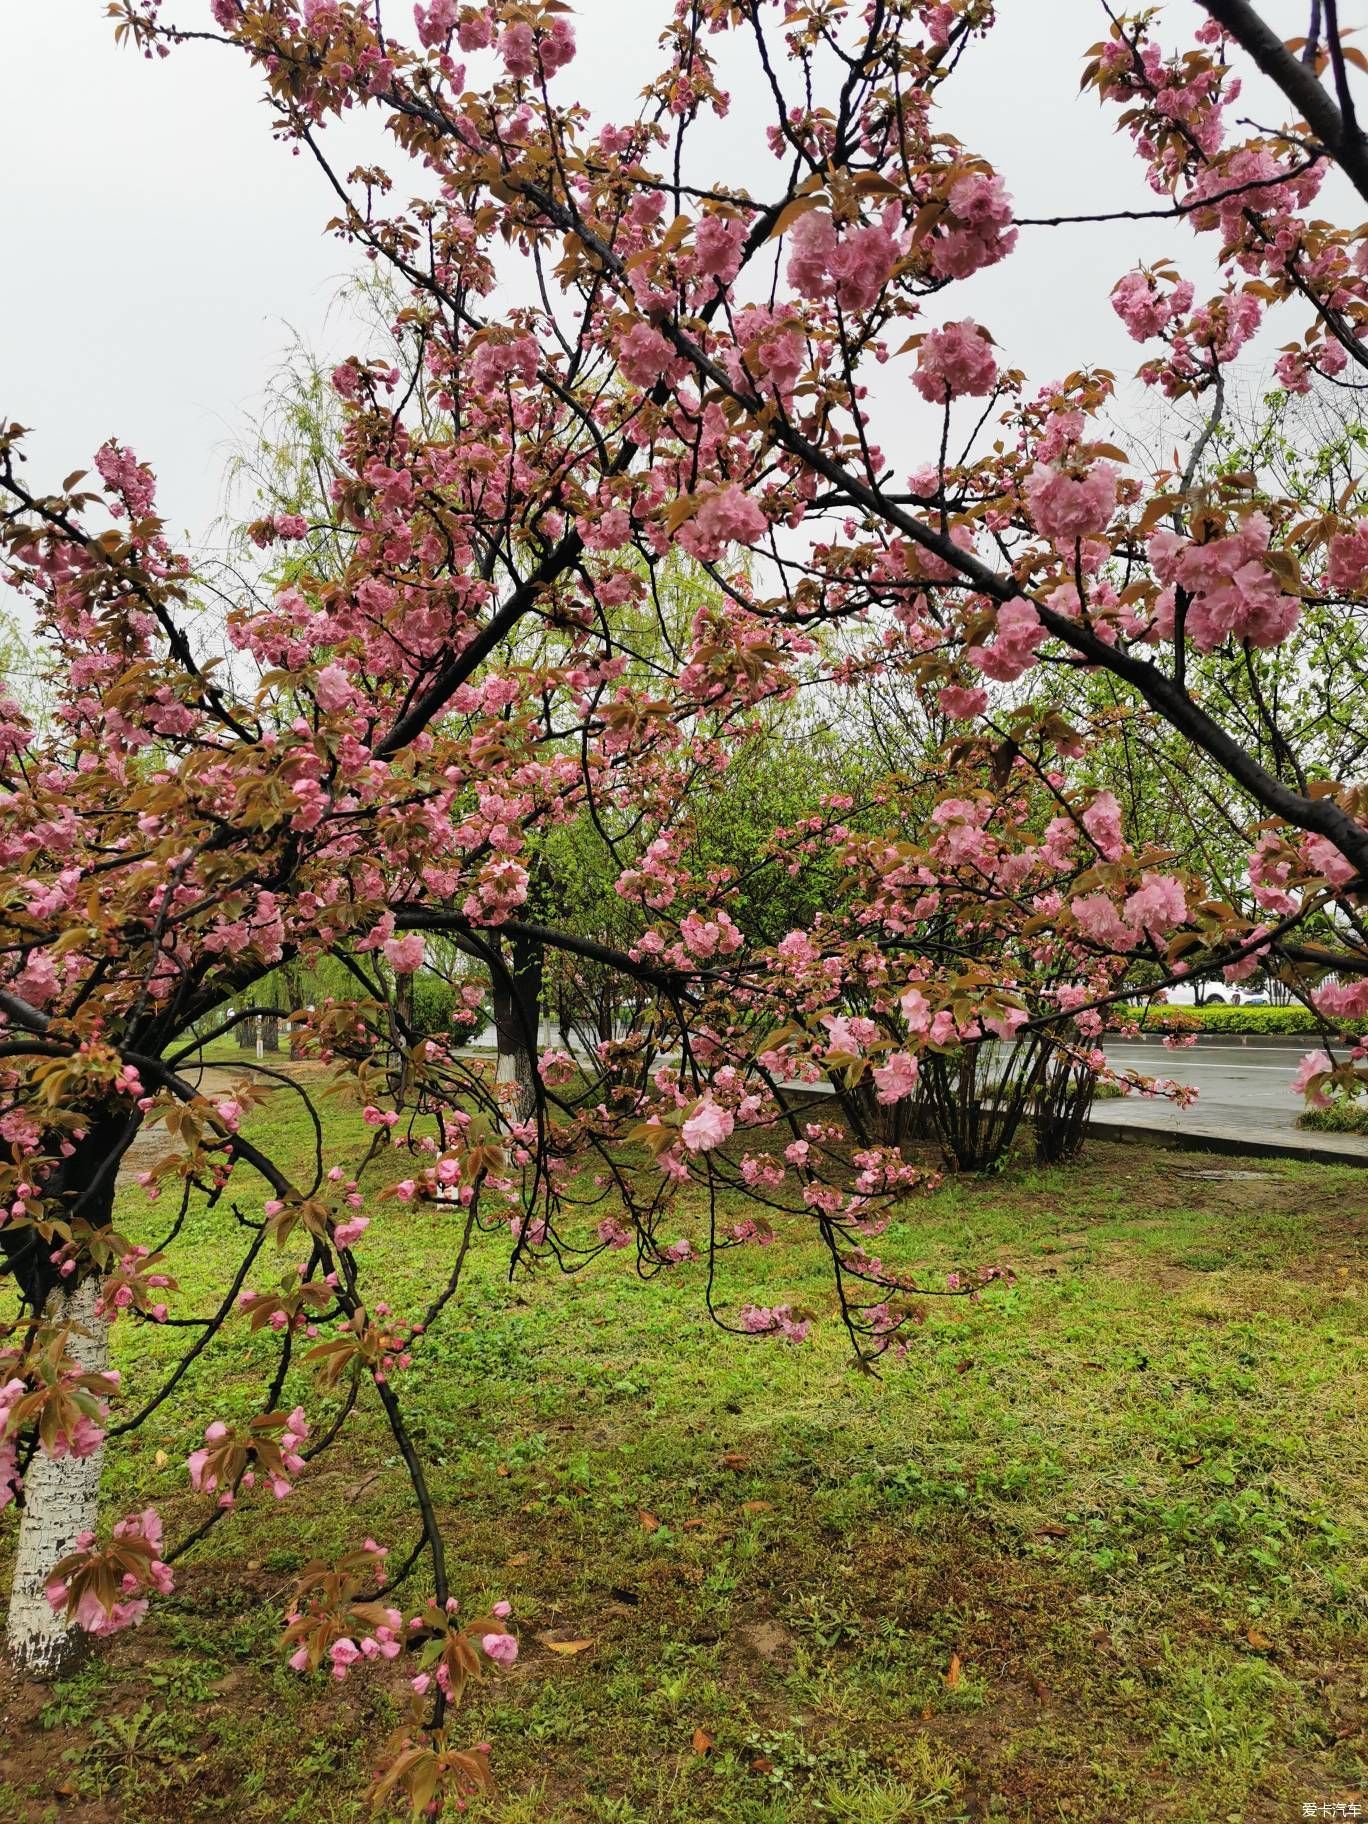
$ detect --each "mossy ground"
[0,1074,1364,1823]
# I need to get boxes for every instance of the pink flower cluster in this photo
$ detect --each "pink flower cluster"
[313,663,353,713]
[787,207,901,312]
[94,440,157,521]
[1071,872,1188,952]
[676,485,768,563]
[312,1609,405,1680]
[679,908,743,958]
[938,684,988,719]
[1290,1049,1334,1109]
[681,1096,734,1153]
[413,0,455,48]
[462,857,529,925]
[1305,834,1357,891]
[1081,791,1125,861]
[1024,461,1118,542]
[188,1405,310,1504]
[929,171,1017,280]
[912,320,998,404]
[740,1304,811,1344]
[618,321,676,389]
[1314,979,1368,1021]
[482,1626,519,1665]
[1327,520,1368,593]
[694,214,745,285]
[1111,269,1195,342]
[468,333,539,397]
[0,1377,25,1509]
[1149,513,1300,651]
[872,1052,919,1104]
[1125,872,1188,936]
[1247,832,1299,915]
[498,16,574,79]
[45,1508,173,1637]
[46,1371,113,1460]
[966,598,1047,683]
[382,932,425,974]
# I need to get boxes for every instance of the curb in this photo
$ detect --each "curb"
[1086,1112,1368,1168]
[1105,1033,1322,1051]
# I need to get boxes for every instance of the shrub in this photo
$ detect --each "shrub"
[921,1035,1050,1173]
[409,973,457,1034]
[1137,1005,1367,1038]
[1297,1101,1368,1135]
[1035,1047,1099,1163]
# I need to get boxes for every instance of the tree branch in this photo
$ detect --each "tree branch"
[1200,0,1368,201]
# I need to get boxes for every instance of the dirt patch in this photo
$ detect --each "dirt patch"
[0,1659,115,1822]
[738,1619,795,1662]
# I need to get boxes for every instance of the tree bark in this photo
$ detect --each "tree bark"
[492,928,542,1125]
[6,1276,109,1679]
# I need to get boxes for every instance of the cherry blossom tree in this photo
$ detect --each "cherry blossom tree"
[4,0,1368,1805]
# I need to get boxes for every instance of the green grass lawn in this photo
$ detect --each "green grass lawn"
[0,1073,1364,1823]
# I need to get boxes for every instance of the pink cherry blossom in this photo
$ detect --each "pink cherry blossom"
[1070,893,1136,951]
[913,320,998,403]
[930,172,1017,279]
[1327,520,1368,592]
[694,214,745,283]
[382,932,425,974]
[618,322,675,388]
[938,684,988,719]
[1081,792,1125,862]
[1125,873,1188,936]
[966,598,1047,682]
[1024,462,1118,542]
[681,1097,734,1153]
[740,1303,811,1344]
[314,664,353,712]
[676,484,768,562]
[1290,1049,1334,1108]
[873,1052,920,1103]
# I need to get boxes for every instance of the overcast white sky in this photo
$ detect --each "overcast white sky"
[0,1,1349,557]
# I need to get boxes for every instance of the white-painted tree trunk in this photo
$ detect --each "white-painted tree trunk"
[495,1045,537,1126]
[6,1276,108,1678]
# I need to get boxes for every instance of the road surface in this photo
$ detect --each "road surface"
[1098,1037,1367,1160]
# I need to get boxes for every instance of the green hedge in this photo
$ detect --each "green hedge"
[1135,1004,1367,1037]
[1123,1006,1368,1036]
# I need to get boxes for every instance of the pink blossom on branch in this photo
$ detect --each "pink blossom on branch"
[1024,461,1119,542]
[44,1508,173,1637]
[382,933,425,974]
[681,1097,734,1154]
[912,320,998,404]
[1081,792,1126,862]
[1290,1049,1334,1109]
[872,1052,920,1104]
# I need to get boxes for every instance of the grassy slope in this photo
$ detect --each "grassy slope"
[0,1081,1364,1824]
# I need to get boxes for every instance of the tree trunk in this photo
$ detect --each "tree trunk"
[391,971,415,1111]
[7,1276,109,1679]
[492,929,542,1125]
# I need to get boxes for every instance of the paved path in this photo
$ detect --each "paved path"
[1096,1038,1368,1166]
